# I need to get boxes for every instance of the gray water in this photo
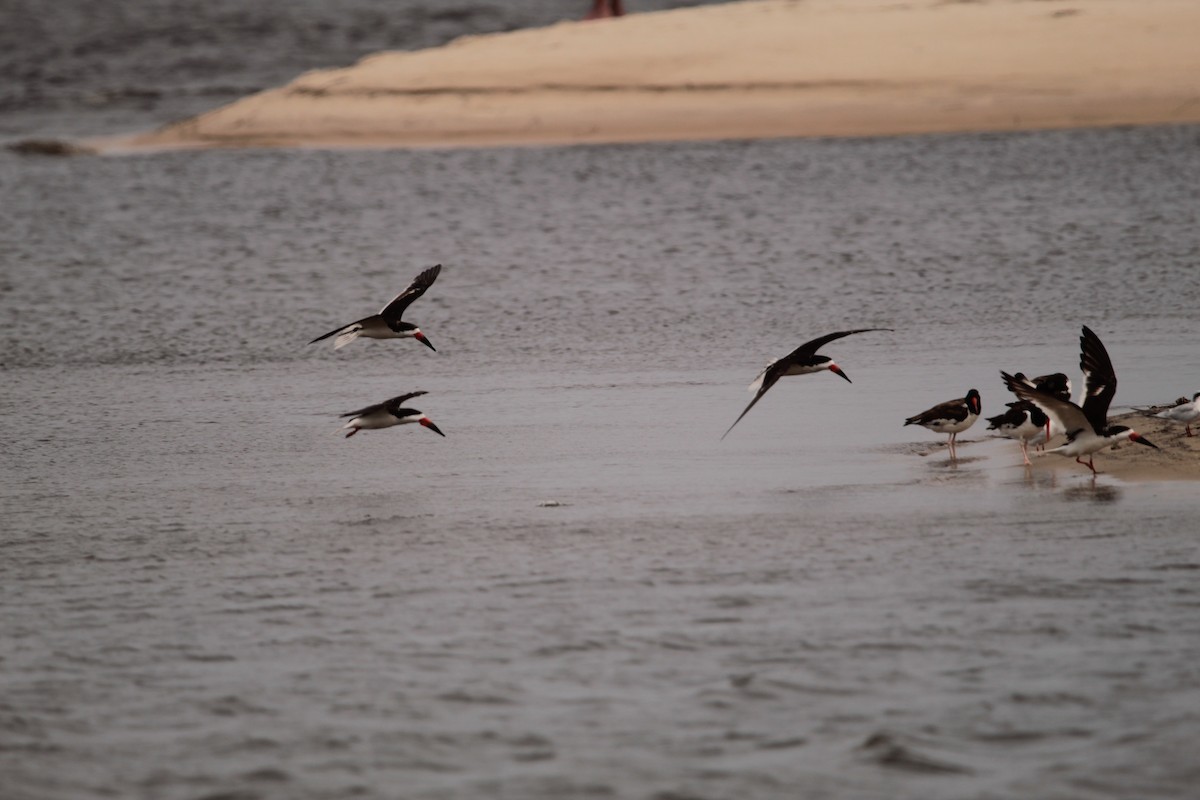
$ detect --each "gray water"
[4,124,1200,800]
[4,3,1200,797]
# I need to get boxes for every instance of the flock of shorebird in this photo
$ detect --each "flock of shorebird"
[312,266,1199,474]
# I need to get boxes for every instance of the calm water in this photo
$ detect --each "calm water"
[4,4,1200,797]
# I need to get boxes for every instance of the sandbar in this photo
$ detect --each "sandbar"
[107,0,1200,152]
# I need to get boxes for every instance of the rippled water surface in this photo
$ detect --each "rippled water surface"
[4,28,1200,799]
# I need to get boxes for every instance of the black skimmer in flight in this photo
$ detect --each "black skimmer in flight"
[986,401,1050,465]
[310,264,441,351]
[1000,325,1157,475]
[1150,392,1200,437]
[904,389,982,461]
[339,391,445,438]
[721,328,891,439]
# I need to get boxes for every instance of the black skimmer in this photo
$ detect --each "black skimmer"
[1000,325,1157,475]
[721,328,891,439]
[1152,392,1200,437]
[310,264,441,351]
[904,389,982,461]
[1026,372,1072,401]
[986,400,1049,465]
[1002,371,1072,450]
[339,391,445,438]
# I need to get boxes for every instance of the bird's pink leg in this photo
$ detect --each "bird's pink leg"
[1187,424,1193,437]
[1020,440,1031,466]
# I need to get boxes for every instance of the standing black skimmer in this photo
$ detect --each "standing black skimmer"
[986,400,1049,465]
[904,389,982,461]
[1153,392,1200,437]
[1026,372,1072,400]
[310,264,441,351]
[1008,372,1072,401]
[339,391,445,438]
[1001,325,1157,475]
[721,328,891,439]
[999,371,1072,453]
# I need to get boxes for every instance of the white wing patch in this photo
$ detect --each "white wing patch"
[748,359,778,393]
[333,327,362,350]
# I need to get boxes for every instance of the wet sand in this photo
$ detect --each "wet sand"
[914,411,1200,482]
[112,0,1200,152]
[1021,411,1200,481]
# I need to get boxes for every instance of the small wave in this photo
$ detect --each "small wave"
[532,639,608,657]
[240,767,290,782]
[857,731,973,775]
[436,690,515,705]
[973,727,1092,743]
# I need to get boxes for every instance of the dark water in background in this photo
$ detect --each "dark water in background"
[4,2,1200,799]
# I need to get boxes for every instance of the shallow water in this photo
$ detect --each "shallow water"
[4,112,1200,800]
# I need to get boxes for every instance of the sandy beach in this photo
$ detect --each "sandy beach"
[110,0,1200,151]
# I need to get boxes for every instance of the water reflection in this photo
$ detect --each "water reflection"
[1011,465,1122,503]
[1019,466,1058,491]
[1061,481,1122,504]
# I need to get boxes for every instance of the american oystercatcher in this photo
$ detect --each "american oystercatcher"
[986,400,1049,465]
[310,264,441,351]
[339,391,445,438]
[904,389,982,461]
[1153,392,1200,437]
[1000,325,1157,475]
[721,328,891,439]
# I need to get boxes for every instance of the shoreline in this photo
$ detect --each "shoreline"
[935,412,1200,482]
[94,0,1200,153]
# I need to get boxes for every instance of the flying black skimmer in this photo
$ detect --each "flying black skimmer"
[1152,392,1200,437]
[904,389,982,461]
[721,328,891,439]
[339,391,445,438]
[310,264,441,351]
[986,400,1049,465]
[1000,325,1157,475]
